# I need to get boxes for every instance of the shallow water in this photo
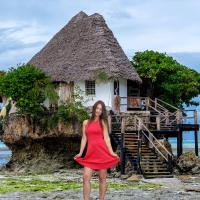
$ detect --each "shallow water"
[0,141,11,166]
[169,139,200,148]
[169,139,200,156]
[0,151,11,166]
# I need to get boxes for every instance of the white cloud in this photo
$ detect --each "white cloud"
[0,20,51,44]
[101,0,200,53]
[0,0,200,71]
[0,44,44,71]
[168,52,200,72]
[6,23,50,44]
[0,21,20,29]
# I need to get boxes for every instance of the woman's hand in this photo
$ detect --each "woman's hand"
[111,152,119,157]
[74,153,82,160]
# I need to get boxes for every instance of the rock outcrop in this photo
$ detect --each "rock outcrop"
[176,151,200,174]
[154,139,174,163]
[0,114,83,173]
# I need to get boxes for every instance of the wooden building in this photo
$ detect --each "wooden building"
[28,11,142,110]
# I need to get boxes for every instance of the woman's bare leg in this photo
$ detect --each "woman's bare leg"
[83,167,94,200]
[99,169,107,200]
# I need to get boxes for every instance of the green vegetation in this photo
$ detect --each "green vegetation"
[0,70,6,116]
[0,65,89,129]
[0,70,6,80]
[0,178,82,193]
[0,64,59,120]
[131,50,200,109]
[93,70,113,85]
[48,85,90,128]
[5,100,11,117]
[0,176,162,194]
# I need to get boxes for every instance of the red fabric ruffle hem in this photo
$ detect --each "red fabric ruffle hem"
[75,120,119,170]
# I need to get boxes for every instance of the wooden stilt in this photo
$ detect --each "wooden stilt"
[194,129,199,156]
[120,133,125,174]
[177,130,182,158]
[180,130,183,156]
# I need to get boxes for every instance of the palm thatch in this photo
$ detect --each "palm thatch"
[28,11,142,84]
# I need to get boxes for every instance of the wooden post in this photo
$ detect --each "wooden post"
[156,116,160,131]
[177,130,182,158]
[146,97,149,111]
[137,139,142,174]
[120,132,125,174]
[194,129,199,156]
[167,154,173,174]
[121,116,126,133]
[177,134,180,158]
[165,110,169,124]
[138,117,142,130]
[138,117,142,137]
[120,116,126,174]
[176,110,182,124]
[134,115,137,131]
[145,114,149,129]
[108,115,111,133]
[194,110,197,124]
[155,98,157,110]
[180,130,183,156]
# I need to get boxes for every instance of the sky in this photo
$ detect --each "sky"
[0,0,200,139]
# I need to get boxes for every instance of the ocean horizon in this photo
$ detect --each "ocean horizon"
[168,139,200,148]
[168,139,200,156]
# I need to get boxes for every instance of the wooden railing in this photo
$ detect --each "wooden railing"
[108,114,173,175]
[119,97,197,129]
[181,110,198,124]
[134,115,172,159]
[155,98,198,124]
[134,115,173,174]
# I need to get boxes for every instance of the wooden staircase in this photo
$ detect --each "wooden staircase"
[109,97,198,178]
[110,131,173,179]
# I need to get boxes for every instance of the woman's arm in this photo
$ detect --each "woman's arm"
[74,120,88,159]
[102,120,118,157]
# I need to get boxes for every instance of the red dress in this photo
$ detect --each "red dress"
[75,119,119,170]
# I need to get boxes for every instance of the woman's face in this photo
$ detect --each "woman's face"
[95,103,102,118]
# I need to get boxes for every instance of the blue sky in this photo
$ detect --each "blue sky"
[0,0,199,139]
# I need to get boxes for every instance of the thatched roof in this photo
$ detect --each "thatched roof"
[28,11,142,84]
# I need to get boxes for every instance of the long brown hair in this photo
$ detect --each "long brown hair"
[89,100,108,130]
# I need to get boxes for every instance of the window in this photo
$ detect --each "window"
[85,80,95,95]
[114,81,119,95]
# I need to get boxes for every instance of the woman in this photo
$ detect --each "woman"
[74,100,119,200]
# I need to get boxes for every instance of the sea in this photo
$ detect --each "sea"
[0,141,12,166]
[0,140,200,166]
[168,139,200,156]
